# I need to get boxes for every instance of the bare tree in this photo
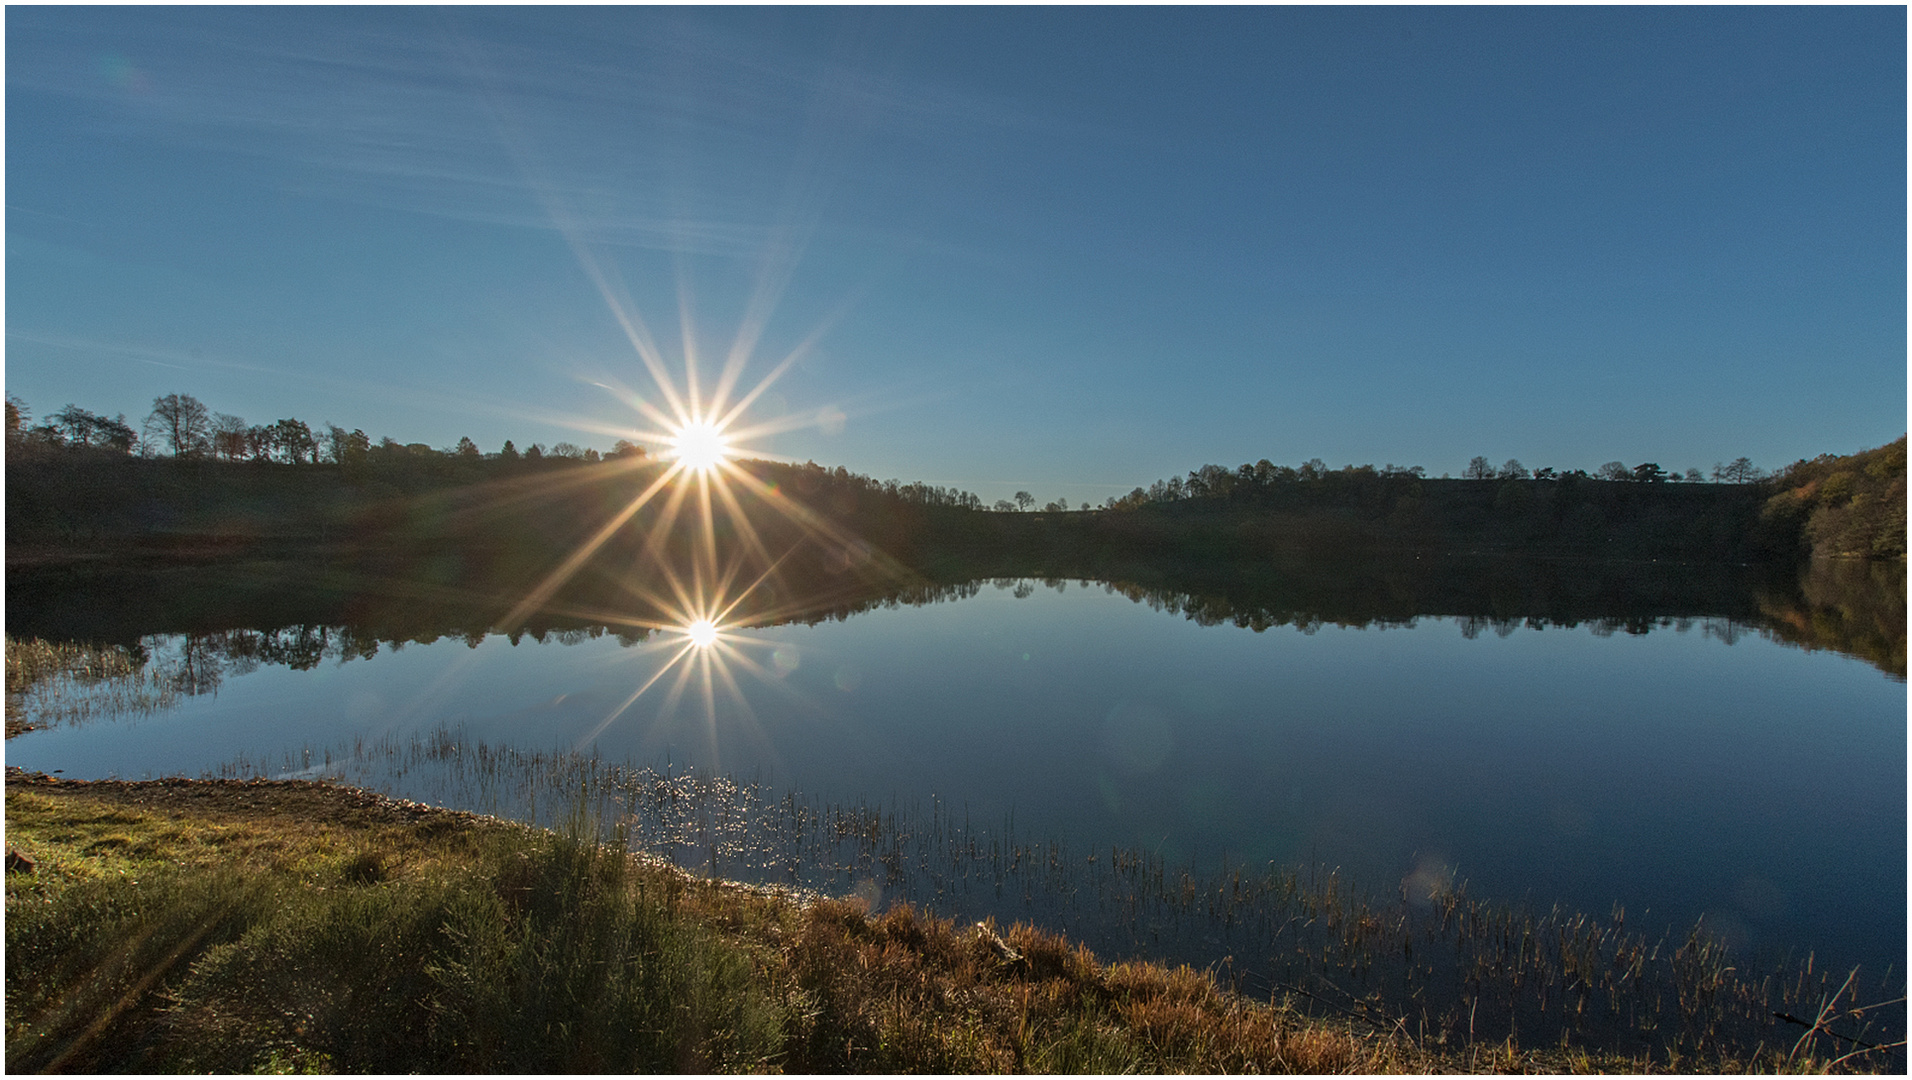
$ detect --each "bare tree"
[210,413,249,460]
[1463,456,1495,480]
[143,393,211,457]
[1014,490,1035,512]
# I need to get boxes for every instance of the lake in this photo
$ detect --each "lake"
[7,557,1905,1004]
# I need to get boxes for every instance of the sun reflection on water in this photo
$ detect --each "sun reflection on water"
[459,145,917,774]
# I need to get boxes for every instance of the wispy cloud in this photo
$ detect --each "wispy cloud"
[5,329,279,376]
[8,9,1051,260]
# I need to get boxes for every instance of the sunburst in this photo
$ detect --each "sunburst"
[409,96,904,774]
[682,617,720,648]
[669,421,731,473]
[496,320,919,773]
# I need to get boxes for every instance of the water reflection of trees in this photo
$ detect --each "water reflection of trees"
[1754,558,1906,679]
[8,553,1901,704]
[975,554,1901,675]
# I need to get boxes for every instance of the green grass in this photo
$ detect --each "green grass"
[6,792,781,1072]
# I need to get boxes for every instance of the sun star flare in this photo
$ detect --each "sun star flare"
[670,420,732,472]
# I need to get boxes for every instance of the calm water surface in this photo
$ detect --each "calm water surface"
[10,577,1904,979]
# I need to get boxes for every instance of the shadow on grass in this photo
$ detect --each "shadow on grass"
[5,817,781,1073]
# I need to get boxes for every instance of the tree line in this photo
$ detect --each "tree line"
[7,392,647,470]
[736,459,984,512]
[1102,451,1774,513]
[1458,455,1766,484]
[14,390,1893,565]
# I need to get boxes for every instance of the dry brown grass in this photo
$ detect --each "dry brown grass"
[752,894,1444,1072]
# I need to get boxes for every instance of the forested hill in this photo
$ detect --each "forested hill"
[7,439,1889,572]
[6,389,1901,569]
[1756,435,1906,559]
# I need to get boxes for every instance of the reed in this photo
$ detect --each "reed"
[202,726,1906,1068]
[4,636,183,735]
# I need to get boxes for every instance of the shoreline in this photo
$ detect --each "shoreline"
[5,768,1458,1072]
[7,768,1895,1073]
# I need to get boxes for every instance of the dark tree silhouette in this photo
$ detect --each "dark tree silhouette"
[211,413,249,461]
[51,405,137,452]
[271,418,318,464]
[143,394,212,457]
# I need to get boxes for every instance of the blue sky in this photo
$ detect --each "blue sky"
[7,6,1904,504]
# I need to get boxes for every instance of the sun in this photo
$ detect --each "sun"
[683,618,720,648]
[669,420,732,472]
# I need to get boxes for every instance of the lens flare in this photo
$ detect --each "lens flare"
[492,196,916,767]
[670,421,731,472]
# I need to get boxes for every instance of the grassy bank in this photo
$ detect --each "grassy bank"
[6,773,1887,1073]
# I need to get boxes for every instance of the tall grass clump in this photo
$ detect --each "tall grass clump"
[6,864,278,1071]
[6,808,782,1072]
